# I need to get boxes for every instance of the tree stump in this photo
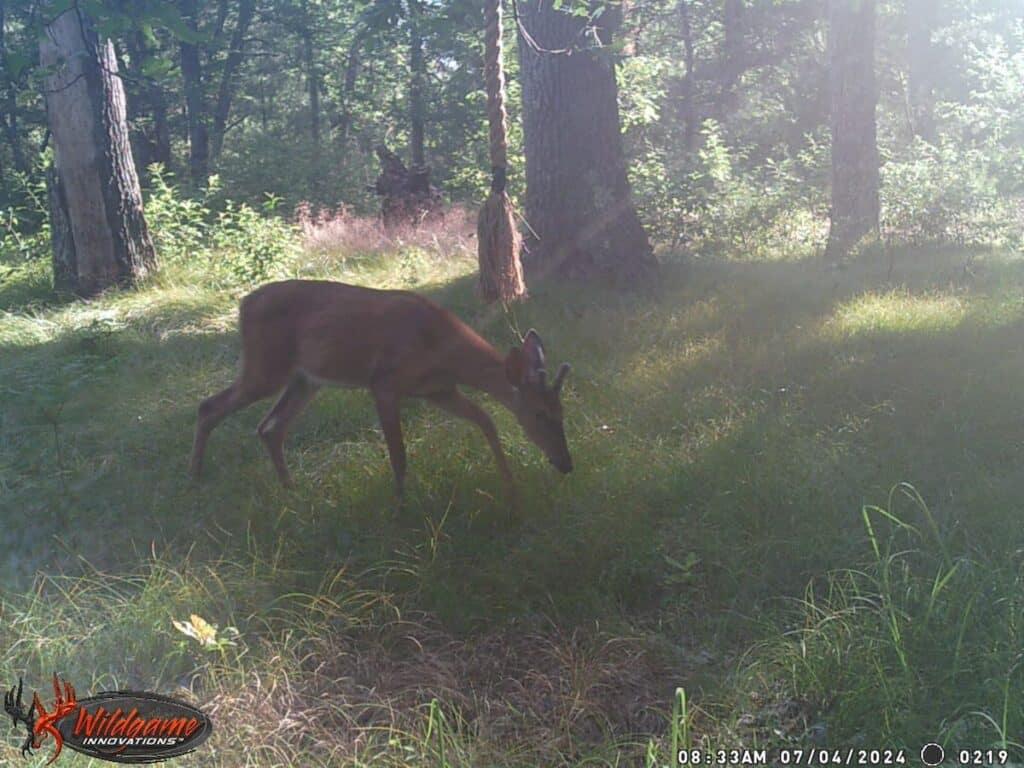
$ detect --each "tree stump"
[371,144,444,226]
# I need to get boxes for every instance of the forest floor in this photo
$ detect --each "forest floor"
[2,226,1024,765]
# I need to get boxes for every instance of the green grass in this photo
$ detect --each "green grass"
[3,240,1024,765]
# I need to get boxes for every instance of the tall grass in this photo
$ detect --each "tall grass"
[745,483,1024,752]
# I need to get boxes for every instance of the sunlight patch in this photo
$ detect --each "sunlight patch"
[825,291,967,337]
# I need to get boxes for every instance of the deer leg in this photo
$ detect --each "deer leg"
[191,384,259,479]
[372,391,406,497]
[425,390,516,499]
[257,375,320,487]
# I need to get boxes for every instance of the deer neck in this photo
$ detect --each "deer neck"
[454,339,518,411]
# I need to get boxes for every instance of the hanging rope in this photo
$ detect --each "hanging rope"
[477,0,527,303]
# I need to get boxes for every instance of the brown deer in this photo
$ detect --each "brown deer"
[190,280,572,497]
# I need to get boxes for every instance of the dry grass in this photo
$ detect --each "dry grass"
[296,203,477,262]
[202,612,669,765]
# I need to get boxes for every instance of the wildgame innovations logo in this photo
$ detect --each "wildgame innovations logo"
[4,675,213,764]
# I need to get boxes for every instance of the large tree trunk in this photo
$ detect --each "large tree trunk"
[40,8,156,297]
[516,0,653,280]
[824,0,880,262]
[180,0,209,186]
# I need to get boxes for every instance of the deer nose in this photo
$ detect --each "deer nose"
[553,456,573,474]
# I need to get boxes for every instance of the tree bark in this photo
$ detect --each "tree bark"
[211,0,256,159]
[40,8,156,297]
[516,0,654,280]
[179,0,209,185]
[824,0,880,262]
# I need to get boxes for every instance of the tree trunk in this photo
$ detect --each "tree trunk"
[301,3,321,148]
[676,0,697,152]
[180,0,209,186]
[408,0,426,168]
[40,8,156,297]
[719,0,745,114]
[906,0,938,143]
[516,0,653,280]
[338,37,362,143]
[211,0,256,159]
[824,0,879,262]
[122,29,171,180]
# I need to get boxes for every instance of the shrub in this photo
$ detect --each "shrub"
[881,139,1024,250]
[145,166,300,287]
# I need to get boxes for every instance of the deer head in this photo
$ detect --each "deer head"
[505,330,573,474]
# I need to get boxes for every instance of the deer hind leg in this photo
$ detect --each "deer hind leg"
[191,384,255,479]
[257,374,320,487]
[372,391,406,498]
[191,364,289,479]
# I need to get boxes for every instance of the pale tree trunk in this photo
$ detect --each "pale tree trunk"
[824,0,880,262]
[517,0,654,280]
[40,8,156,296]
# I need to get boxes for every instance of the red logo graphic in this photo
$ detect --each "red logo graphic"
[4,675,212,764]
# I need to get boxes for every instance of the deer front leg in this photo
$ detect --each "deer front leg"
[372,391,407,498]
[425,390,517,504]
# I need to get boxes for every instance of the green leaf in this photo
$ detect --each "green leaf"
[149,5,204,45]
[140,56,173,79]
[4,52,31,79]
[42,0,76,18]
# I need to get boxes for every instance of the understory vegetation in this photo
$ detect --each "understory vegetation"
[4,195,1024,763]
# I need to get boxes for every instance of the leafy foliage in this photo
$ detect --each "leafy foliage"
[145,166,299,286]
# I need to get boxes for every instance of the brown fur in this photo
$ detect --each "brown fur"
[190,280,572,496]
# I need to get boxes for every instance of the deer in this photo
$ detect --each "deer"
[190,280,573,499]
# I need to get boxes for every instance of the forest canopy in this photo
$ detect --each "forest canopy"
[1,0,1021,275]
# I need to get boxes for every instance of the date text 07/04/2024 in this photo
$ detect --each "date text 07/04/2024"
[675,747,1012,766]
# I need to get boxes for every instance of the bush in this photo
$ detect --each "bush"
[881,139,1024,250]
[632,121,829,259]
[0,171,51,264]
[145,166,300,287]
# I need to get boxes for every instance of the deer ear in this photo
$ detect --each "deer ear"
[522,329,546,372]
[505,347,527,386]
